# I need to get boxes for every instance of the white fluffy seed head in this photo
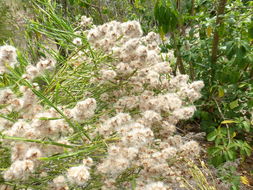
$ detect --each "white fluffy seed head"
[144,181,167,190]
[67,165,90,185]
[80,15,93,26]
[0,45,17,67]
[0,88,14,104]
[172,106,196,120]
[25,147,42,160]
[100,69,117,81]
[190,80,204,91]
[53,175,66,185]
[180,140,200,157]
[3,160,34,181]
[36,59,56,72]
[142,110,162,124]
[25,65,39,80]
[71,98,96,122]
[73,37,82,46]
[83,157,93,166]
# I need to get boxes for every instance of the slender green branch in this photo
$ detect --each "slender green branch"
[0,134,77,148]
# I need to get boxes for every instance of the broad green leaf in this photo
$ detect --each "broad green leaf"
[227,149,236,160]
[210,154,225,167]
[218,86,224,98]
[242,121,251,132]
[229,100,239,109]
[207,146,222,155]
[207,130,217,141]
[242,142,252,156]
[154,0,179,34]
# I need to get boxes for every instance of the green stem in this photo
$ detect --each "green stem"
[0,134,76,148]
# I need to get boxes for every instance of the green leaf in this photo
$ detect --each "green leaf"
[210,154,225,167]
[229,70,240,83]
[242,121,251,132]
[207,146,221,155]
[154,0,179,34]
[218,86,225,98]
[231,185,239,190]
[207,130,217,141]
[226,41,236,60]
[241,142,252,157]
[69,0,75,5]
[248,21,253,39]
[248,98,253,108]
[221,120,237,124]
[227,149,236,160]
[229,100,239,109]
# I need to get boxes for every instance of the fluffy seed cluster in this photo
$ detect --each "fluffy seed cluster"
[73,37,82,46]
[78,19,204,189]
[69,98,96,122]
[0,55,96,184]
[0,45,17,74]
[66,165,90,185]
[80,15,93,27]
[0,17,205,189]
[23,58,56,81]
[50,157,93,189]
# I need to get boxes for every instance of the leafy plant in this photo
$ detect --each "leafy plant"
[216,161,241,190]
[207,119,252,166]
[154,0,253,166]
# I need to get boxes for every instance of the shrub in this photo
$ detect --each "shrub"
[0,18,211,189]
